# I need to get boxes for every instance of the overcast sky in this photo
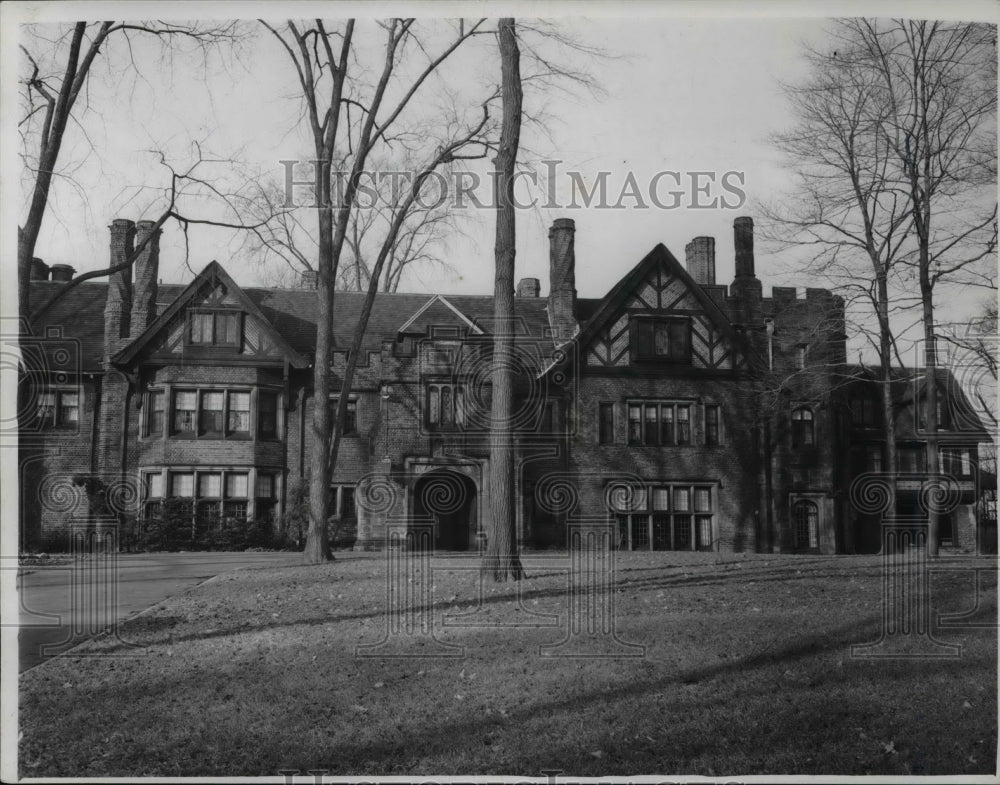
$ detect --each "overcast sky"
[3,2,997,361]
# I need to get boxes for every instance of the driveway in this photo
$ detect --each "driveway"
[15,551,301,672]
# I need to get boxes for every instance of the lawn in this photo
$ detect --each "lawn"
[18,551,998,778]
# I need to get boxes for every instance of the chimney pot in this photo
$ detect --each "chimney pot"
[517,277,540,297]
[48,264,75,283]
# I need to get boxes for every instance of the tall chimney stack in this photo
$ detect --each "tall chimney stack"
[730,215,762,327]
[547,218,578,345]
[130,220,160,338]
[685,236,716,285]
[734,216,755,279]
[105,219,135,362]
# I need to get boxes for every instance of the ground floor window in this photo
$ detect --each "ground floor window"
[793,499,819,551]
[141,468,280,531]
[612,483,714,551]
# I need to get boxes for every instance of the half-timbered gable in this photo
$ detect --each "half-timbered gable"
[577,244,742,372]
[113,261,307,369]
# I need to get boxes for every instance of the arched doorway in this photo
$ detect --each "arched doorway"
[413,469,477,551]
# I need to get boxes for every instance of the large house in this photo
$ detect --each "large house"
[19,216,993,554]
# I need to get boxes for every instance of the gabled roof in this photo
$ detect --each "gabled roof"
[112,261,308,368]
[574,242,740,349]
[397,295,485,336]
[29,268,559,373]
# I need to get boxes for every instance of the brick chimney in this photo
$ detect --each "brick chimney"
[130,220,160,338]
[734,216,755,279]
[30,258,49,281]
[547,218,578,345]
[685,236,716,285]
[105,219,134,362]
[517,277,540,297]
[729,215,763,328]
[299,269,318,289]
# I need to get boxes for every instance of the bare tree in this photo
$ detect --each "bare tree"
[245,153,462,293]
[18,20,245,325]
[766,29,915,526]
[261,18,497,564]
[30,145,282,321]
[850,19,997,555]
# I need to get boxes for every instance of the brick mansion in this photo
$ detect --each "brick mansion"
[19,216,993,554]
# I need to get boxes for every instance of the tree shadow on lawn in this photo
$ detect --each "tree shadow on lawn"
[90,558,993,654]
[207,603,993,775]
[22,580,995,778]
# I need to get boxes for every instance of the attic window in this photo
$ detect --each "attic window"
[632,317,691,363]
[188,310,241,347]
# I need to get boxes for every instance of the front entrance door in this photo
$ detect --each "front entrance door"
[413,469,477,551]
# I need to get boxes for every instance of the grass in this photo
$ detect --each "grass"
[18,551,997,778]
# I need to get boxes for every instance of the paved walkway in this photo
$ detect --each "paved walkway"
[16,552,301,672]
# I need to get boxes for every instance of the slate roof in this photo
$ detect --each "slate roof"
[29,277,604,373]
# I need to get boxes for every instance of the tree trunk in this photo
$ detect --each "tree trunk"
[875,272,898,535]
[19,23,89,325]
[305,166,334,564]
[485,18,524,582]
[920,249,940,557]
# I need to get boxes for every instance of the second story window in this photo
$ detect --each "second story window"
[147,391,165,435]
[36,390,79,429]
[941,447,974,478]
[427,383,465,430]
[187,310,241,347]
[170,388,256,439]
[199,391,225,436]
[628,402,691,446]
[791,407,814,448]
[705,405,720,446]
[258,392,278,439]
[327,398,358,435]
[173,391,197,435]
[227,392,250,435]
[919,398,952,430]
[850,396,879,428]
[633,317,691,363]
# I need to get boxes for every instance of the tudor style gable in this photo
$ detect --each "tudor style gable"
[112,261,307,368]
[579,244,743,371]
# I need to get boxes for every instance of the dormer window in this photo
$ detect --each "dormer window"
[632,317,691,363]
[188,310,241,347]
